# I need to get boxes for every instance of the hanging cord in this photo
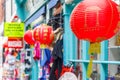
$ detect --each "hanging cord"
[47,1,63,28]
[59,3,63,28]
[47,16,63,25]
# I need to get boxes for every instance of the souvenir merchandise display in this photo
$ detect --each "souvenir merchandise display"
[2,48,32,80]
[70,0,119,77]
[32,24,54,61]
[48,2,64,80]
[23,50,32,80]
[19,50,26,80]
[37,45,52,80]
[2,49,21,80]
[23,23,55,80]
[2,63,9,80]
[32,24,54,80]
[12,0,120,79]
[24,51,32,73]
[15,60,21,80]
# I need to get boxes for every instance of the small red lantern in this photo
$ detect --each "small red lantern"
[70,0,119,42]
[33,24,54,45]
[24,30,35,45]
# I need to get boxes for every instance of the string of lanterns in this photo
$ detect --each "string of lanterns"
[24,24,54,60]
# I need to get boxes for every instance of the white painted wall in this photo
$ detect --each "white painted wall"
[5,0,16,22]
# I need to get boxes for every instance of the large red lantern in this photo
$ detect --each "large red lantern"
[70,0,119,42]
[33,24,54,45]
[24,30,35,45]
[70,0,119,78]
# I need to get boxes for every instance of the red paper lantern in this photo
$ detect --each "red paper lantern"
[24,30,35,45]
[33,24,54,45]
[70,0,119,42]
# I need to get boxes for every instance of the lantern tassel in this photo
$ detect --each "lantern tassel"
[88,42,101,54]
[87,42,101,78]
[30,45,34,48]
[87,54,94,78]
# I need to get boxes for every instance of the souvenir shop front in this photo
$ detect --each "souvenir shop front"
[2,21,25,80]
[11,0,120,80]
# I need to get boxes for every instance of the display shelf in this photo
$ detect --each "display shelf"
[78,41,108,80]
[69,60,120,65]
[108,30,120,78]
[108,46,120,49]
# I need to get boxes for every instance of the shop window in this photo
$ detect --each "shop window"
[47,1,63,30]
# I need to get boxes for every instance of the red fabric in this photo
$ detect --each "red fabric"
[33,42,41,60]
[60,66,73,76]
[55,65,73,77]
[70,0,119,42]
[14,69,18,78]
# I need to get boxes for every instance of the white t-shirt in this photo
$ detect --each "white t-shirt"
[6,54,16,65]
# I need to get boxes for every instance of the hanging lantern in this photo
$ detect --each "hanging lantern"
[70,0,119,78]
[70,0,119,42]
[24,30,35,45]
[33,24,54,45]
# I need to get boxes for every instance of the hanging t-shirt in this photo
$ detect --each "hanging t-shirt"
[6,54,16,65]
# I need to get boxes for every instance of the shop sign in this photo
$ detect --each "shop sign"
[8,37,23,48]
[4,22,24,37]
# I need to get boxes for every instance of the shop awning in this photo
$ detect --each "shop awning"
[25,0,59,27]
[25,6,45,27]
[47,0,59,9]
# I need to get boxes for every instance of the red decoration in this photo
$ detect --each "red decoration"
[33,24,54,45]
[70,0,119,42]
[3,41,8,48]
[24,30,35,45]
[33,41,41,60]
